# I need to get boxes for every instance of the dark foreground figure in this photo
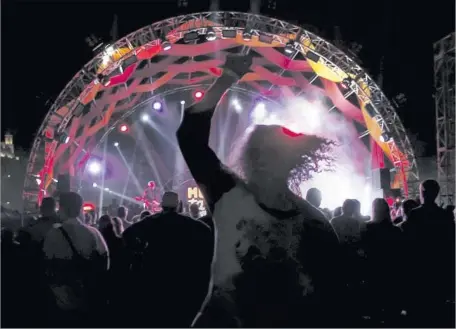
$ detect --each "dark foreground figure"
[177,55,342,327]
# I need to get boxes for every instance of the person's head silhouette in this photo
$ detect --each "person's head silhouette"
[419,179,440,204]
[117,206,128,220]
[372,198,391,223]
[140,210,151,219]
[401,199,419,219]
[341,199,356,217]
[352,199,361,217]
[58,192,83,221]
[161,191,179,213]
[40,197,56,217]
[333,206,342,218]
[306,188,322,208]
[189,203,200,219]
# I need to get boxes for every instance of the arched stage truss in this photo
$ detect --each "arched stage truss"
[23,12,419,211]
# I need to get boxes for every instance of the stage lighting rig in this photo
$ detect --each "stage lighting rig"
[162,41,172,51]
[153,101,162,111]
[141,113,151,122]
[206,27,217,41]
[243,28,252,41]
[284,41,295,55]
[119,124,129,132]
[193,90,205,101]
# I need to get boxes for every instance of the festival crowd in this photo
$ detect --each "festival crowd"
[2,56,455,328]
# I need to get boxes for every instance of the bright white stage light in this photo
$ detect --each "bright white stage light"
[141,113,150,122]
[92,182,98,187]
[232,99,242,113]
[104,187,110,191]
[88,161,102,175]
[36,178,42,185]
[252,102,267,123]
[180,100,186,105]
[153,101,162,111]
[114,142,119,147]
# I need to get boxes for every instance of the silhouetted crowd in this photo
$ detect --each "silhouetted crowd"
[1,179,454,328]
[2,57,455,328]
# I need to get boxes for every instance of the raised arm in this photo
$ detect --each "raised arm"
[176,55,252,213]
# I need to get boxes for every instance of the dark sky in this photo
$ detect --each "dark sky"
[2,0,454,157]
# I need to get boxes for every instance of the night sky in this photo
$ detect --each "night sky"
[2,0,454,157]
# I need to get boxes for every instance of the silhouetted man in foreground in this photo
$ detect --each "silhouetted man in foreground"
[124,191,213,328]
[401,180,455,327]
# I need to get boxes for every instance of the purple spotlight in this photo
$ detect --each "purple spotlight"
[153,101,162,111]
[88,160,102,175]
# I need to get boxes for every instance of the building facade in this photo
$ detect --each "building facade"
[1,133,28,211]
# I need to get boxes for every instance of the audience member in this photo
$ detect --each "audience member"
[42,192,109,327]
[395,199,419,225]
[401,180,455,327]
[117,206,132,229]
[28,197,59,244]
[362,198,403,325]
[331,199,364,244]
[123,191,213,327]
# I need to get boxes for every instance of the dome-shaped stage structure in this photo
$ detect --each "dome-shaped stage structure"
[23,12,419,212]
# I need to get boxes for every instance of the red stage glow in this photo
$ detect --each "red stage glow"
[119,124,129,132]
[282,127,304,137]
[83,202,95,212]
[193,90,204,101]
[148,181,156,189]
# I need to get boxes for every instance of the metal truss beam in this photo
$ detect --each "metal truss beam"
[434,32,455,205]
[24,11,420,210]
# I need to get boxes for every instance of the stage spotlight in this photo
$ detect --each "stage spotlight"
[284,41,295,55]
[252,102,267,123]
[104,187,110,191]
[180,100,186,105]
[243,29,252,41]
[232,99,242,113]
[119,124,129,133]
[193,90,205,101]
[88,161,102,175]
[92,182,98,187]
[114,142,119,147]
[206,27,217,41]
[162,41,172,51]
[379,133,391,143]
[141,113,150,122]
[153,101,162,111]
[340,78,352,90]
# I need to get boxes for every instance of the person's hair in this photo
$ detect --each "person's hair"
[98,215,112,231]
[402,199,419,218]
[111,216,124,237]
[140,210,151,219]
[59,192,83,219]
[352,199,361,216]
[372,198,392,223]
[420,179,440,202]
[333,206,342,218]
[40,197,56,216]
[306,188,322,208]
[342,199,356,216]
[189,203,200,218]
[117,206,127,219]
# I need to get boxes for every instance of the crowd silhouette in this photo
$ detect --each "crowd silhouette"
[1,56,455,328]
